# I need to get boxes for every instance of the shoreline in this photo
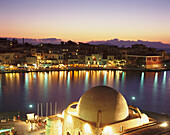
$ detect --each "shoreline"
[0,67,170,74]
[0,110,169,122]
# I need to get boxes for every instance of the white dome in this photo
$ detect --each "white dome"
[77,85,129,124]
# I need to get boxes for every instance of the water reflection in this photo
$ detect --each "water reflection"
[44,72,48,99]
[85,71,89,91]
[25,73,29,94]
[66,71,71,99]
[0,70,170,115]
[0,75,1,97]
[162,71,166,89]
[108,71,114,87]
[154,72,158,91]
[103,71,107,85]
[140,72,144,90]
[121,72,126,90]
[115,71,121,90]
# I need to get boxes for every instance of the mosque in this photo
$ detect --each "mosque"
[46,85,150,135]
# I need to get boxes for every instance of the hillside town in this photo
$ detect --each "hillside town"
[0,38,170,72]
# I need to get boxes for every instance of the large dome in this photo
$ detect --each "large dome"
[77,85,129,124]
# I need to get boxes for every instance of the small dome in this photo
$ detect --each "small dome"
[77,85,129,124]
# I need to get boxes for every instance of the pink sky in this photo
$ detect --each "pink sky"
[0,0,170,44]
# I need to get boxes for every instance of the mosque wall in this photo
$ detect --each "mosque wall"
[63,112,99,135]
[45,86,150,135]
[46,117,63,135]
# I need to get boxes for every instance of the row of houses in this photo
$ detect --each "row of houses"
[0,39,169,69]
[0,51,165,69]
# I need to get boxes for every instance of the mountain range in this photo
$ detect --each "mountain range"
[88,38,170,49]
[7,38,62,45]
[5,37,170,51]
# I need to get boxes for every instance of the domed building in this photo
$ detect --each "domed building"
[46,85,149,135]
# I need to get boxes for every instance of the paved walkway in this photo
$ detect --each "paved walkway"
[0,120,45,135]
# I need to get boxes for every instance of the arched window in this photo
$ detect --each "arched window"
[67,132,71,135]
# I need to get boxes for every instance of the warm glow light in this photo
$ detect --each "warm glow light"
[84,123,91,133]
[66,115,72,123]
[141,114,149,124]
[33,64,37,68]
[160,122,168,127]
[57,113,64,118]
[103,126,113,135]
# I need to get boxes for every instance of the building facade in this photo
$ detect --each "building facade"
[127,55,163,69]
[46,86,149,135]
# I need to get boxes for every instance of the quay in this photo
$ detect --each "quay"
[0,67,170,74]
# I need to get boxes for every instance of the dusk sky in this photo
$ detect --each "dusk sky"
[0,0,170,43]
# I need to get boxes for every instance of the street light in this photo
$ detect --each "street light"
[132,96,136,106]
[132,96,136,100]
[29,104,33,108]
[160,122,168,127]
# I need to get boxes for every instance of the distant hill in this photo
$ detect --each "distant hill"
[88,38,170,49]
[2,37,170,52]
[7,38,62,45]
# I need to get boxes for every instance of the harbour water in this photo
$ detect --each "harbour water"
[0,70,170,115]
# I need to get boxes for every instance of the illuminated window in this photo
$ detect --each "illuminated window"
[147,57,151,61]
[152,57,157,61]
[92,56,96,61]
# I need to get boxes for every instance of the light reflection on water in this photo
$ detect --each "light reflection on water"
[0,70,170,115]
[162,71,166,89]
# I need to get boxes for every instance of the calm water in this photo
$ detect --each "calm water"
[0,70,170,115]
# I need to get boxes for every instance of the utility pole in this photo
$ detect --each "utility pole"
[37,103,39,116]
[46,102,48,117]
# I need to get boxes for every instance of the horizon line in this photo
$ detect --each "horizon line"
[1,36,170,45]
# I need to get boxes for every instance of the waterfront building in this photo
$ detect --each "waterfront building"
[39,53,63,66]
[0,52,26,65]
[85,54,103,67]
[157,50,168,60]
[102,55,115,67]
[46,86,149,135]
[127,55,163,69]
[25,56,37,65]
[78,53,86,67]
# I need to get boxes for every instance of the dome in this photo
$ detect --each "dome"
[77,85,129,124]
